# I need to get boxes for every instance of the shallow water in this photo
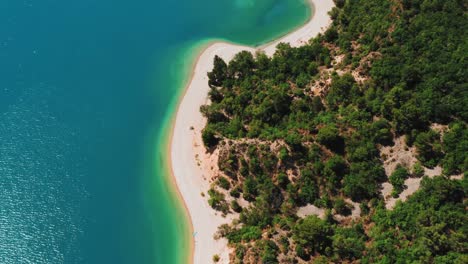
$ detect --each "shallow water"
[0,0,310,263]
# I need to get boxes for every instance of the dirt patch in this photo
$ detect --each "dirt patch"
[380,136,417,176]
[296,204,326,219]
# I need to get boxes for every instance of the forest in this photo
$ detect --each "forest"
[202,0,467,263]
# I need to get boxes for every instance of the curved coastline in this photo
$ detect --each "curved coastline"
[159,40,212,264]
[168,1,335,263]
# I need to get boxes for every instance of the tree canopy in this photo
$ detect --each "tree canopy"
[200,0,467,262]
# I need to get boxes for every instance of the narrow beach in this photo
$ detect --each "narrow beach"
[169,1,335,263]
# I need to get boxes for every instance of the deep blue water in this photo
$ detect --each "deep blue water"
[0,0,309,263]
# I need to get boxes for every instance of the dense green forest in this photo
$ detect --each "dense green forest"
[202,0,467,263]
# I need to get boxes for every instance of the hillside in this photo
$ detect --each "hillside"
[201,0,467,263]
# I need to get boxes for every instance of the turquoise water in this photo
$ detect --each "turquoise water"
[0,0,310,263]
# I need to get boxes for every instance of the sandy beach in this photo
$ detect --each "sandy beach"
[169,0,335,263]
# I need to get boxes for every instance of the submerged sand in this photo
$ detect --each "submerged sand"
[170,1,335,263]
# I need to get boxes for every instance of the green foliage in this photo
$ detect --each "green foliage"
[293,215,332,256]
[285,131,302,150]
[324,27,338,42]
[324,155,348,188]
[208,55,228,87]
[415,130,443,168]
[226,226,262,243]
[240,204,272,229]
[242,177,257,202]
[334,0,346,9]
[441,122,468,175]
[201,0,468,262]
[332,225,366,260]
[412,162,425,178]
[316,124,344,153]
[326,73,358,110]
[371,0,467,126]
[229,185,241,198]
[277,172,289,188]
[201,125,219,148]
[371,118,393,145]
[217,177,230,190]
[389,165,410,197]
[231,200,242,213]
[333,198,352,216]
[343,161,385,201]
[257,240,279,264]
[368,177,466,263]
[296,176,318,206]
[228,51,255,79]
[208,188,228,213]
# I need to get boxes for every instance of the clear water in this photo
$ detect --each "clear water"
[0,0,310,263]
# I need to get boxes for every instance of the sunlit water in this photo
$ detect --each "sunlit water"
[0,0,310,263]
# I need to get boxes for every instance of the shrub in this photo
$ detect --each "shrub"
[208,188,229,213]
[231,200,242,213]
[217,177,230,190]
[333,198,352,216]
[412,162,424,177]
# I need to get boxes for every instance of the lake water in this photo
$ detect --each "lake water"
[0,0,310,263]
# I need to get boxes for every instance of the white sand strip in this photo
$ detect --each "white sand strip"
[170,1,335,263]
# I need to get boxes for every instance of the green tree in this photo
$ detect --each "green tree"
[324,155,348,187]
[208,188,228,213]
[343,161,384,201]
[208,55,228,87]
[201,125,219,148]
[317,124,344,153]
[326,73,357,109]
[332,225,366,260]
[412,162,425,177]
[389,165,409,197]
[242,177,258,202]
[333,198,352,216]
[415,130,443,168]
[442,122,468,174]
[293,215,332,256]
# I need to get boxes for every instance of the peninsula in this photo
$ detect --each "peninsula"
[171,0,466,263]
[170,1,335,263]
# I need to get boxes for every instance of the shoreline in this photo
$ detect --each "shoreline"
[168,1,335,263]
[162,40,212,264]
[164,40,210,264]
